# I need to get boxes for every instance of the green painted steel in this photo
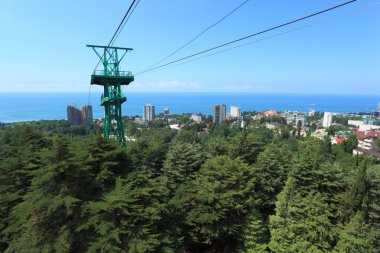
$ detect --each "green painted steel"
[87,45,134,147]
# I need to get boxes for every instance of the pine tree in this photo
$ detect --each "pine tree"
[334,211,371,253]
[0,126,47,251]
[4,136,84,253]
[269,189,335,252]
[239,209,268,253]
[269,149,341,252]
[79,135,130,199]
[170,156,257,251]
[366,165,380,252]
[228,131,265,164]
[162,142,204,192]
[81,172,176,253]
[253,143,291,213]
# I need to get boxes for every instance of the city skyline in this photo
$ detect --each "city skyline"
[0,0,379,94]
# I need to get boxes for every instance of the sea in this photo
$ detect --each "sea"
[0,92,379,123]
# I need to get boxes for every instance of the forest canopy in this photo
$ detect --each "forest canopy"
[0,120,379,252]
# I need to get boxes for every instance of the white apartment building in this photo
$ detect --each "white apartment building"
[191,114,202,122]
[323,112,333,128]
[281,111,305,126]
[348,120,380,131]
[230,106,241,118]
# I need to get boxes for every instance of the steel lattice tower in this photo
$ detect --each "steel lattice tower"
[87,45,134,147]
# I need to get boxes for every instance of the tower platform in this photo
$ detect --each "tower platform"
[91,70,134,86]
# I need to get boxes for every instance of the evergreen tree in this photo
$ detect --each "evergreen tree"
[239,209,268,253]
[344,135,357,153]
[269,149,342,252]
[0,126,47,251]
[81,172,177,253]
[127,129,175,177]
[334,211,371,253]
[228,131,265,164]
[349,164,368,214]
[170,156,257,251]
[162,142,204,192]
[269,188,335,252]
[205,136,229,157]
[79,135,130,199]
[4,136,84,253]
[366,165,380,252]
[253,144,291,213]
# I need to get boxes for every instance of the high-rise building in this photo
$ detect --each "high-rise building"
[164,107,170,116]
[230,106,241,118]
[144,104,155,122]
[377,102,380,112]
[323,112,333,128]
[213,104,226,123]
[67,105,83,124]
[81,105,93,124]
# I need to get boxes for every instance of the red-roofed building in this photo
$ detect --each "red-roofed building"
[354,129,380,150]
[262,110,278,117]
[336,138,346,144]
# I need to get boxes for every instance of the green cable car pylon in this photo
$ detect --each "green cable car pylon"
[87,45,134,147]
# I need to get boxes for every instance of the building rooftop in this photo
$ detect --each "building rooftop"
[336,138,346,144]
[262,110,278,117]
[354,129,380,140]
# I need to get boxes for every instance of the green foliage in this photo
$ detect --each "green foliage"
[334,211,371,253]
[0,125,47,251]
[172,129,198,144]
[81,173,176,253]
[344,134,358,153]
[269,188,335,252]
[228,131,266,164]
[0,120,379,252]
[253,144,291,213]
[372,139,380,152]
[310,122,317,132]
[171,156,257,250]
[366,165,380,252]
[239,209,268,253]
[126,128,175,176]
[162,142,204,192]
[4,136,83,252]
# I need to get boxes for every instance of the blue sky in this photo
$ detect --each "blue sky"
[0,0,379,94]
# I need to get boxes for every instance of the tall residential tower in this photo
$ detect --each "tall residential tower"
[323,112,333,127]
[144,104,155,122]
[213,104,226,123]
